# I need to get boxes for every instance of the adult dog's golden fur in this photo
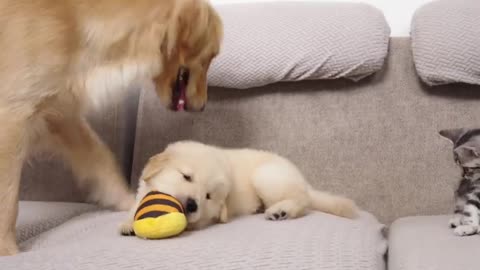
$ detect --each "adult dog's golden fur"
[0,0,222,255]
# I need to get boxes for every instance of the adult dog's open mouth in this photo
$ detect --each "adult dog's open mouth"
[172,67,190,111]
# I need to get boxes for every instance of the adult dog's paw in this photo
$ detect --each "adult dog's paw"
[0,241,18,256]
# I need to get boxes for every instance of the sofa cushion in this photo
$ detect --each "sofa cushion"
[389,215,480,270]
[411,0,480,86]
[16,201,96,243]
[5,211,386,270]
[208,2,390,89]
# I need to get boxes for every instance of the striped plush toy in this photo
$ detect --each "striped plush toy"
[133,191,187,239]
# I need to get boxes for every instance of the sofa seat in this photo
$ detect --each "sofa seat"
[16,201,97,244]
[389,215,480,270]
[4,211,386,270]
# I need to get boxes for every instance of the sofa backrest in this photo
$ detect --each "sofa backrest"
[20,89,139,202]
[20,37,480,224]
[131,38,480,224]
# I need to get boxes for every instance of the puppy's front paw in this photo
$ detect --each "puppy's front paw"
[453,225,478,236]
[119,221,135,236]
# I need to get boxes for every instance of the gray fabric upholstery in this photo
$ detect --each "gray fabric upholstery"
[16,201,96,243]
[20,89,140,202]
[132,38,480,224]
[389,215,480,270]
[2,211,386,269]
[208,2,390,89]
[411,0,480,86]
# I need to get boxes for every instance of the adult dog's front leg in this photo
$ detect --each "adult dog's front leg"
[47,116,134,210]
[0,115,28,256]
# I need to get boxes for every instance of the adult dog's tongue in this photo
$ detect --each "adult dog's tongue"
[173,69,187,111]
[176,82,186,111]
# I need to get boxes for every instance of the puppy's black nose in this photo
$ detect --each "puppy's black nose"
[186,198,198,213]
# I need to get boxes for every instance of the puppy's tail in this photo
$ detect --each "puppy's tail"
[308,189,359,219]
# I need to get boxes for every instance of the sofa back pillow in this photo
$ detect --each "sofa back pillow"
[411,0,480,86]
[208,2,390,89]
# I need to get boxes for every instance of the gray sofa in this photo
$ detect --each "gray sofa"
[3,1,480,269]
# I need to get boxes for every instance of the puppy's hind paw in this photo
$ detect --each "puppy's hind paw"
[265,209,289,221]
[265,200,303,221]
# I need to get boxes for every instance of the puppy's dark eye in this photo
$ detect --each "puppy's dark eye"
[206,193,211,200]
[183,174,192,182]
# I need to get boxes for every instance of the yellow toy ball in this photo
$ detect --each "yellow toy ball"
[133,191,187,239]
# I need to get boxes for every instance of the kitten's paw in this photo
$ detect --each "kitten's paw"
[453,225,478,236]
[449,216,462,228]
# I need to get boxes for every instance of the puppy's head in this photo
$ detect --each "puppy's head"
[140,141,231,229]
[155,0,223,112]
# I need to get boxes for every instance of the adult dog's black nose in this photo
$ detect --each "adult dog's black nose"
[186,198,198,213]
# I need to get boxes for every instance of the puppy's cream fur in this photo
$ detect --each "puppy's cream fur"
[121,141,358,235]
[0,0,222,255]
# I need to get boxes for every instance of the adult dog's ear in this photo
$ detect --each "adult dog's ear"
[140,152,170,182]
[161,0,222,58]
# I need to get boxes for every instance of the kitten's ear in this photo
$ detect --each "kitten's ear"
[439,128,467,144]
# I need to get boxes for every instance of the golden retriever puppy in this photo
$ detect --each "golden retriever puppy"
[120,141,358,234]
[0,0,222,255]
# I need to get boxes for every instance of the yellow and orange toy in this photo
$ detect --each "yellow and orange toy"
[133,191,187,239]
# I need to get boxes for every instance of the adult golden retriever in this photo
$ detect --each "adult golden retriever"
[121,141,358,234]
[0,0,222,255]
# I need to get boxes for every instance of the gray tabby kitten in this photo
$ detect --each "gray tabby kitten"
[440,128,480,236]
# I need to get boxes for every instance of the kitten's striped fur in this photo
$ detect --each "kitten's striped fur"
[440,128,480,236]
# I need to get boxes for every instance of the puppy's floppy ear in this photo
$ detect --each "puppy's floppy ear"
[219,204,228,223]
[140,152,170,182]
[439,128,467,145]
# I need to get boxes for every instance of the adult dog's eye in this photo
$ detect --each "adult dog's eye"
[206,193,211,200]
[183,174,192,182]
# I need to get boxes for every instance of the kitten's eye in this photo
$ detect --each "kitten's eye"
[206,193,211,200]
[183,174,192,182]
